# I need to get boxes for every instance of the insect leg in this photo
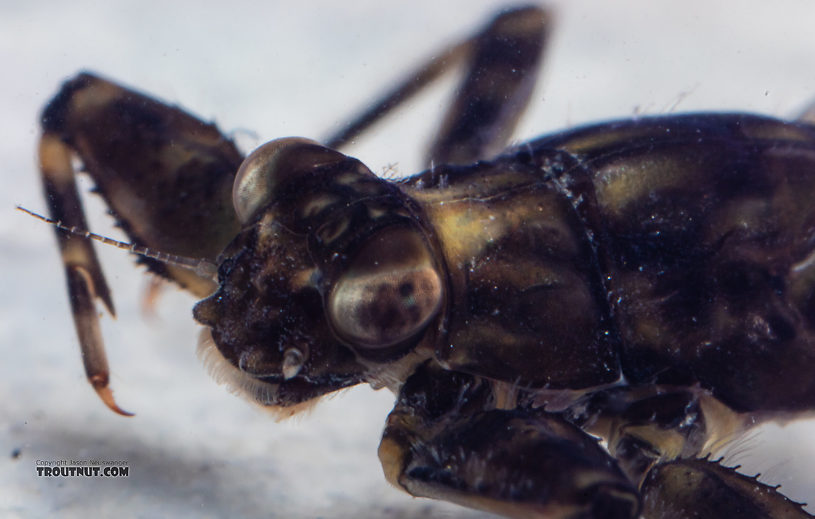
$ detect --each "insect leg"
[324,35,471,151]
[426,6,550,165]
[325,6,551,166]
[641,458,813,518]
[39,133,128,415]
[567,388,715,487]
[379,363,640,519]
[39,73,244,414]
[569,387,813,517]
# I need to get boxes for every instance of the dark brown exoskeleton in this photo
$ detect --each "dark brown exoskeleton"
[35,5,815,518]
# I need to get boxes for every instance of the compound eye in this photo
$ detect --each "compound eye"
[328,227,443,349]
[232,138,344,224]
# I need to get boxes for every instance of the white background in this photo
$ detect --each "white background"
[2,1,815,518]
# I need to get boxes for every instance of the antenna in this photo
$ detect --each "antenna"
[17,206,218,280]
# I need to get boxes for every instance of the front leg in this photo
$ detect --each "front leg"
[379,363,640,519]
[39,73,244,413]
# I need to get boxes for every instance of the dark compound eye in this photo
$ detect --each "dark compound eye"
[327,227,443,349]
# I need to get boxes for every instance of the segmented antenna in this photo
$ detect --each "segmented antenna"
[17,205,218,280]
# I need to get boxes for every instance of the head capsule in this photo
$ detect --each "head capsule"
[193,139,447,415]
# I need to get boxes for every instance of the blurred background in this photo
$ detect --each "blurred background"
[2,1,814,517]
